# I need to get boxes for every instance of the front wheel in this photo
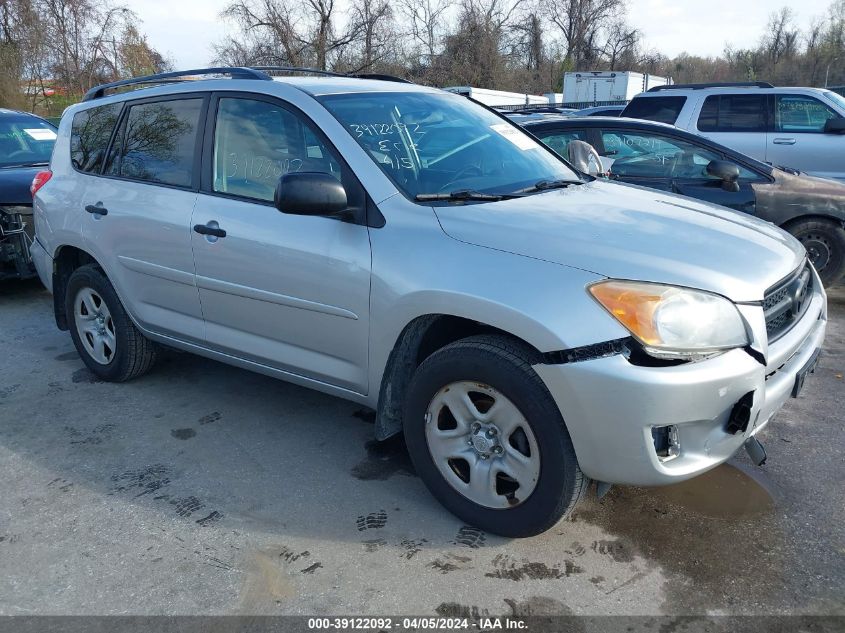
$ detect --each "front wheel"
[785,218,845,287]
[403,335,587,537]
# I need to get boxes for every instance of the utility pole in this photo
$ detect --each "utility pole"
[825,57,839,88]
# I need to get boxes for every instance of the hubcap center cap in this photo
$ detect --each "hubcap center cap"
[468,422,501,457]
[472,434,493,453]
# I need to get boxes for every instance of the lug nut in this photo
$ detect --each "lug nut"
[486,428,497,438]
[471,422,481,433]
[493,446,503,455]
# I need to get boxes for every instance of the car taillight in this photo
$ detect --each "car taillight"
[31,170,52,197]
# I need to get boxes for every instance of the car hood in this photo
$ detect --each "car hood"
[433,180,805,302]
[0,166,41,206]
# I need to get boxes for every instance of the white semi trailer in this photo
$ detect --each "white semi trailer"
[562,71,671,104]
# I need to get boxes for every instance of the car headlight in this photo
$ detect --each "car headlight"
[588,280,749,360]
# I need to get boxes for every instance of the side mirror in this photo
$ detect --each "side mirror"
[706,160,740,192]
[823,117,845,134]
[274,172,348,217]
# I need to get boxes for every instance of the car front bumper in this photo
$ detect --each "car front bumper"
[534,282,827,487]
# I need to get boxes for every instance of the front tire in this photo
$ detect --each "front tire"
[403,335,587,537]
[65,264,157,382]
[785,218,845,287]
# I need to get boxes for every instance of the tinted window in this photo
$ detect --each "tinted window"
[109,99,202,187]
[599,130,759,180]
[319,92,579,201]
[70,104,120,173]
[212,98,342,202]
[697,95,767,132]
[775,95,838,132]
[533,129,585,157]
[621,96,686,124]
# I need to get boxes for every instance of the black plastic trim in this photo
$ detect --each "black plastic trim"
[648,82,774,92]
[83,67,271,101]
[541,338,632,365]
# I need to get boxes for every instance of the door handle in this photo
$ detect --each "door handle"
[773,138,796,145]
[193,222,226,238]
[84,203,108,215]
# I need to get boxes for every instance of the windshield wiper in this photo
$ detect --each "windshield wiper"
[510,179,583,194]
[414,189,520,202]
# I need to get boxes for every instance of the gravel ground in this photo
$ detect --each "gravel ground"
[0,279,842,617]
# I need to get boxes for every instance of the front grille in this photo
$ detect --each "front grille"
[763,263,812,342]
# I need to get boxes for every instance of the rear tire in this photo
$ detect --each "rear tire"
[65,264,157,382]
[403,335,587,537]
[785,218,845,287]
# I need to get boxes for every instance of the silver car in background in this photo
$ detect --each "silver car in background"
[29,68,827,536]
[622,82,845,182]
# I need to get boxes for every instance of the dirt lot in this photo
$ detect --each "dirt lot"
[0,279,843,617]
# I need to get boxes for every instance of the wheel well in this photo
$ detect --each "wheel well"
[52,246,100,330]
[373,315,543,440]
[781,214,845,231]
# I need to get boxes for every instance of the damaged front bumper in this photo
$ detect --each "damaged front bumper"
[534,278,827,487]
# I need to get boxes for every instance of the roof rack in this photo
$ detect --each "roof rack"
[82,65,415,102]
[250,66,345,78]
[647,81,774,92]
[349,73,413,84]
[82,67,272,101]
[254,67,411,83]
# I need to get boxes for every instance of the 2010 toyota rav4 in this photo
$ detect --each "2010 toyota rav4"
[29,68,827,537]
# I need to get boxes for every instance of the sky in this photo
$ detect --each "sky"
[130,0,839,70]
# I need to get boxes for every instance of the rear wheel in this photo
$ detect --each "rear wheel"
[785,218,845,287]
[403,335,587,537]
[65,264,157,381]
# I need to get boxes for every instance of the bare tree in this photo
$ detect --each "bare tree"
[398,0,453,62]
[762,7,799,65]
[601,19,639,70]
[346,0,395,72]
[40,0,134,95]
[216,0,361,70]
[118,25,171,78]
[544,0,625,68]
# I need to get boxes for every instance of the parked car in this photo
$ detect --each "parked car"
[573,105,625,117]
[31,68,827,537]
[621,82,845,182]
[509,106,578,116]
[0,108,56,280]
[519,115,845,286]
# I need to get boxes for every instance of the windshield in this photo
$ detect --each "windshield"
[822,90,845,113]
[318,91,580,201]
[0,116,56,168]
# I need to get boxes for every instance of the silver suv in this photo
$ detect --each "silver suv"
[622,82,845,181]
[30,68,827,536]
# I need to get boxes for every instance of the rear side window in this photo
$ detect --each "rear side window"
[621,96,686,124]
[107,98,203,188]
[697,95,767,132]
[70,104,121,173]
